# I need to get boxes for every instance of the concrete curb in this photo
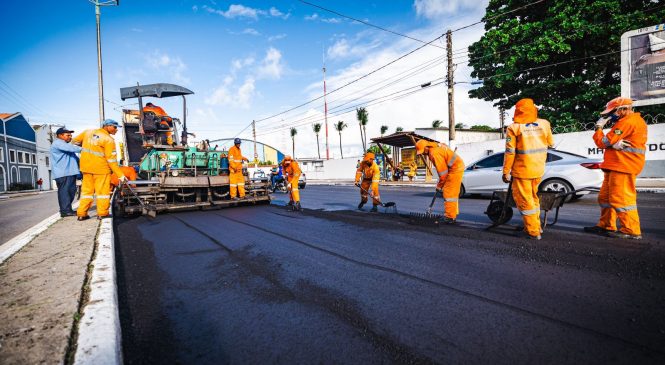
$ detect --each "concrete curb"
[636,188,665,193]
[0,202,79,265]
[74,216,122,365]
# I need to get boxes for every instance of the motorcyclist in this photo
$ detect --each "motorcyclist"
[270,165,284,189]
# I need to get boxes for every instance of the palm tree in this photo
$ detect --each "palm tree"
[356,107,369,151]
[396,126,403,132]
[312,123,322,159]
[290,127,297,157]
[380,125,388,136]
[432,120,442,128]
[334,121,347,159]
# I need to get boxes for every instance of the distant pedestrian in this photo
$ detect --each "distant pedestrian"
[37,178,43,191]
[50,127,82,217]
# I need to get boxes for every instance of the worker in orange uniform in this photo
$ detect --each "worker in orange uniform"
[502,98,554,240]
[111,165,138,188]
[416,139,465,224]
[585,97,647,239]
[72,119,126,220]
[282,155,302,211]
[228,138,249,200]
[143,102,173,145]
[355,152,381,212]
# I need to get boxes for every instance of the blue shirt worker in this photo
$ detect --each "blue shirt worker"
[50,127,82,217]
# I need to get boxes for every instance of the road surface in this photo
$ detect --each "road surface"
[115,186,665,364]
[0,191,60,245]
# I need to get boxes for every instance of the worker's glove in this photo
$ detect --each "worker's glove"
[612,139,631,151]
[502,174,511,184]
[435,187,443,194]
[595,117,610,129]
[287,183,292,189]
[354,182,360,187]
[118,175,128,183]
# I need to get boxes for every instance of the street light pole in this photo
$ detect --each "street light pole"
[90,0,119,126]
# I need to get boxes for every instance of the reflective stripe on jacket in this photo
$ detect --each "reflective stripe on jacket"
[593,113,647,175]
[228,145,245,173]
[502,118,553,179]
[426,142,464,183]
[355,161,381,183]
[72,128,124,177]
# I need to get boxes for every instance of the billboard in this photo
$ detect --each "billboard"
[622,24,665,107]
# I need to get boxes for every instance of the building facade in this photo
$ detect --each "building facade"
[0,113,38,192]
[32,124,55,190]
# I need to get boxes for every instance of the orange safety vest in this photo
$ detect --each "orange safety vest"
[283,160,301,180]
[228,145,246,173]
[593,113,647,175]
[111,166,138,187]
[355,161,381,183]
[426,142,464,181]
[502,118,554,179]
[72,128,125,176]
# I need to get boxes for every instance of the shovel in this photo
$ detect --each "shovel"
[355,183,397,212]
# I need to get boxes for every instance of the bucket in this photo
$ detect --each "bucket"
[220,156,230,175]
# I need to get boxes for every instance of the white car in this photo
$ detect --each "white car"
[461,149,603,199]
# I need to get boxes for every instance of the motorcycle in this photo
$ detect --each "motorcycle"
[270,175,288,193]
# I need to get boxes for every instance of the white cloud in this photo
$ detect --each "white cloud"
[326,37,382,60]
[203,4,262,19]
[242,28,260,36]
[145,50,189,84]
[305,12,342,24]
[231,57,255,73]
[321,17,342,24]
[256,47,284,80]
[414,0,486,19]
[192,5,198,12]
[268,33,287,42]
[269,7,290,19]
[304,13,319,21]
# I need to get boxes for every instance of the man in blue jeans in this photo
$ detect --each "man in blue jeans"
[50,127,82,217]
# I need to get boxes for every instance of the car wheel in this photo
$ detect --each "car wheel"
[299,183,306,189]
[459,184,465,198]
[539,178,573,202]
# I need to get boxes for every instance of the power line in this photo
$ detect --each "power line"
[451,0,547,33]
[297,0,445,50]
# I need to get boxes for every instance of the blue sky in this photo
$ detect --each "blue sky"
[0,0,494,158]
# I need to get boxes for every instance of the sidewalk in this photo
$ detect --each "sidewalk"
[0,208,119,364]
[0,189,54,200]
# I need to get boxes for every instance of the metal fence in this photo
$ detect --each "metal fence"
[550,113,665,134]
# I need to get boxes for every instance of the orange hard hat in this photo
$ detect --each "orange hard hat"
[283,155,292,164]
[601,97,633,115]
[513,98,538,124]
[363,152,375,161]
[415,139,430,155]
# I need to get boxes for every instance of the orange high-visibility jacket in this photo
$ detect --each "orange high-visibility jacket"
[355,161,381,183]
[427,142,464,183]
[73,128,125,177]
[593,112,647,175]
[228,145,246,173]
[111,166,137,187]
[283,160,301,180]
[502,118,554,179]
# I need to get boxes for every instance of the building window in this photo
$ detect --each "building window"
[18,152,24,164]
[45,156,49,167]
[9,149,16,163]
[0,148,4,163]
[31,154,36,165]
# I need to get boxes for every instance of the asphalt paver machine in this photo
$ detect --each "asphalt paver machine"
[113,83,270,216]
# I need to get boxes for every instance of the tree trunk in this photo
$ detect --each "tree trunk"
[292,138,295,158]
[358,123,365,152]
[339,133,343,159]
[363,126,367,151]
[316,134,320,159]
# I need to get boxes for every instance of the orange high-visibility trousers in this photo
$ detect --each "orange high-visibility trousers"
[229,171,245,198]
[596,171,641,235]
[511,177,542,237]
[442,170,463,219]
[287,176,300,203]
[360,179,380,206]
[77,173,112,218]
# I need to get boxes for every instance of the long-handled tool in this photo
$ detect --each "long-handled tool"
[408,189,444,225]
[355,183,397,212]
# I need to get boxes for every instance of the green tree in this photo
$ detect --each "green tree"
[290,127,297,158]
[380,125,389,136]
[467,0,664,130]
[432,120,443,128]
[367,144,391,155]
[470,124,495,132]
[455,122,466,129]
[312,123,322,159]
[356,107,369,151]
[334,121,347,158]
[395,126,403,132]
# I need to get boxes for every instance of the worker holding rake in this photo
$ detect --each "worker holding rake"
[355,152,382,212]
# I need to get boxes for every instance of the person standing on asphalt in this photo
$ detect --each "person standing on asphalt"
[72,120,126,221]
[37,178,43,191]
[50,127,82,217]
[282,155,302,211]
[416,139,465,224]
[585,97,647,240]
[355,152,382,212]
[502,98,554,240]
[228,138,249,200]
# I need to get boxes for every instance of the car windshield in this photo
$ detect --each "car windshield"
[473,154,504,168]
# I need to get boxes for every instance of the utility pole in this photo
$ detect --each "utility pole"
[252,120,258,168]
[90,0,119,126]
[499,107,506,138]
[323,63,330,160]
[446,30,456,149]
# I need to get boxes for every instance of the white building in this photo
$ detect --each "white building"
[32,124,56,190]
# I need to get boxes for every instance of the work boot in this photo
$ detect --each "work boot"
[583,226,616,235]
[606,231,642,240]
[519,231,541,240]
[61,212,76,217]
[231,197,239,201]
[287,200,294,206]
[369,205,378,213]
[442,217,457,225]
[77,216,90,221]
[357,201,365,210]
[293,202,302,211]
